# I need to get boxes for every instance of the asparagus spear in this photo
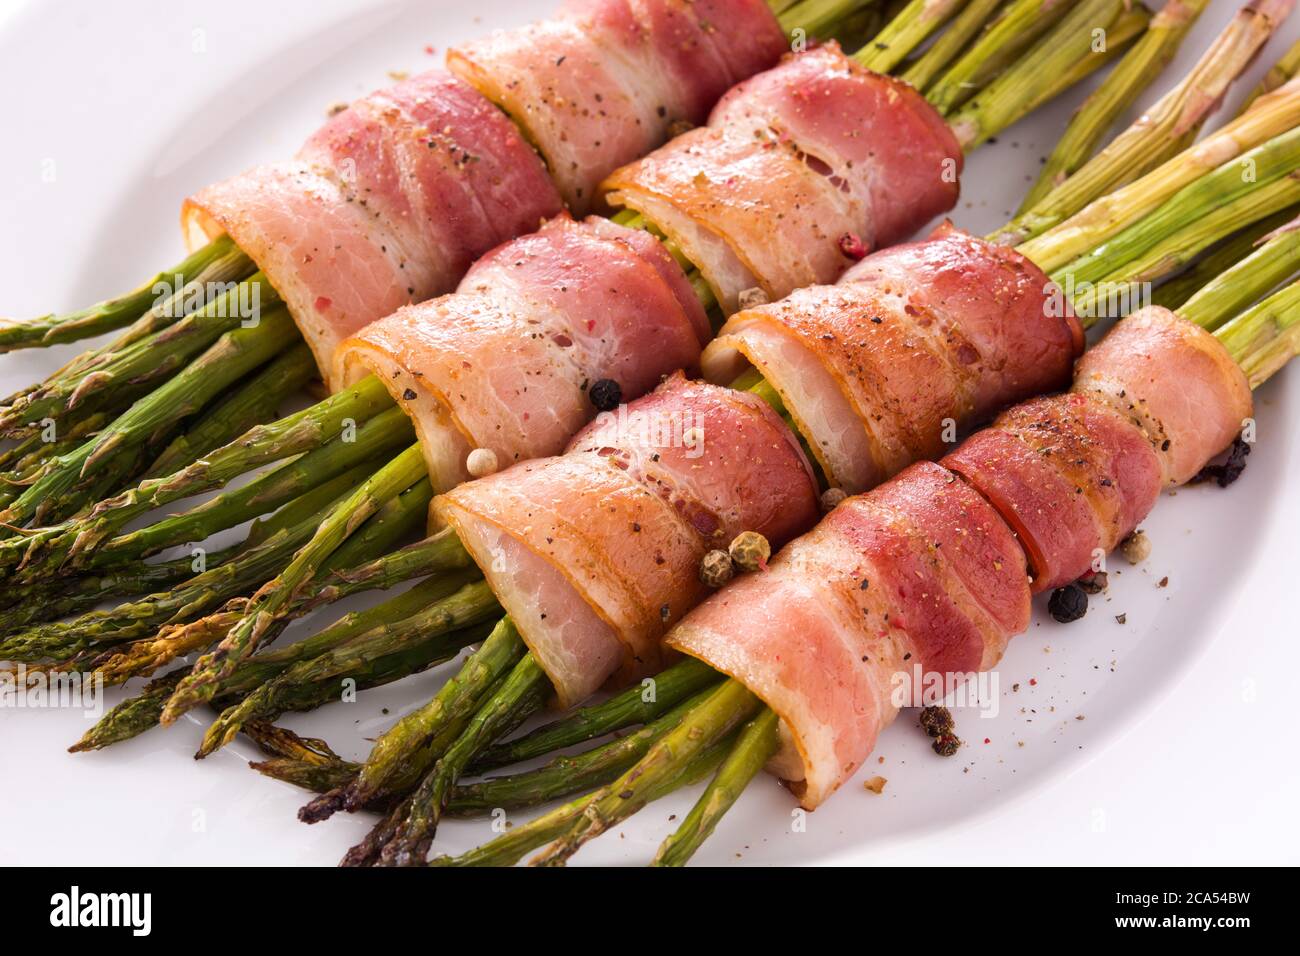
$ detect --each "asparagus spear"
[529,678,762,866]
[1238,37,1300,114]
[900,0,1001,92]
[0,465,372,664]
[853,0,968,75]
[924,0,1072,117]
[304,616,527,821]
[0,236,253,352]
[56,405,414,575]
[432,742,732,868]
[1150,204,1300,310]
[451,693,709,814]
[469,655,721,773]
[1053,129,1300,292]
[0,547,240,634]
[1066,172,1300,321]
[366,653,552,866]
[994,1,1296,247]
[160,442,429,722]
[652,707,781,866]
[198,580,501,755]
[1019,0,1210,211]
[0,275,279,434]
[144,343,316,480]
[73,618,494,754]
[42,373,395,566]
[0,305,299,530]
[1178,216,1300,330]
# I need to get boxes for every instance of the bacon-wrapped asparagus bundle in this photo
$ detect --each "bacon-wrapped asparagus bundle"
[660,303,1257,820]
[43,1,1296,863]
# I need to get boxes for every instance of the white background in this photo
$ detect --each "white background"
[0,0,1296,865]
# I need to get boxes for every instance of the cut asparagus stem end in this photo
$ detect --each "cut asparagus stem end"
[1216,279,1300,388]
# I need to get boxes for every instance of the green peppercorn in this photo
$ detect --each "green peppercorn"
[728,530,770,572]
[699,549,735,588]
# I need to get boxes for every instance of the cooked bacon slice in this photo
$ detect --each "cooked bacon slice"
[943,393,1163,591]
[449,0,786,212]
[1074,306,1253,487]
[668,309,1257,809]
[334,215,709,493]
[948,307,1252,589]
[183,71,561,386]
[667,461,1028,808]
[435,375,819,706]
[702,225,1082,492]
[603,44,963,313]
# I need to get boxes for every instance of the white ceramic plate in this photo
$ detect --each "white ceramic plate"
[1,0,1297,866]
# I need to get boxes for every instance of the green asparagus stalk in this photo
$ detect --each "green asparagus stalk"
[994,2,1296,248]
[0,465,371,664]
[1215,277,1300,386]
[777,0,880,38]
[0,547,239,634]
[40,373,395,566]
[65,405,414,573]
[432,742,731,868]
[0,236,254,352]
[853,0,967,75]
[900,0,1001,92]
[368,653,552,866]
[0,305,299,530]
[452,693,709,814]
[1066,172,1300,322]
[1166,216,1300,330]
[198,580,500,755]
[74,574,480,752]
[1052,131,1300,290]
[469,655,721,773]
[74,618,494,754]
[529,678,762,866]
[160,442,428,723]
[143,343,317,480]
[924,0,1072,117]
[1151,204,1300,310]
[1022,5,1154,118]
[80,474,436,687]
[0,274,279,434]
[251,754,360,797]
[306,616,528,821]
[1239,37,1300,114]
[947,0,1126,151]
[1019,0,1209,212]
[652,707,780,867]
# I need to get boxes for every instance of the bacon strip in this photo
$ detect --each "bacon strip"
[603,44,963,313]
[449,0,787,212]
[435,375,819,706]
[668,309,1253,807]
[667,461,1028,808]
[183,72,561,386]
[334,215,709,493]
[702,225,1083,492]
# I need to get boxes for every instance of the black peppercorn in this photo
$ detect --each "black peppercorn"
[589,378,622,412]
[932,733,962,757]
[1048,583,1088,623]
[919,705,955,738]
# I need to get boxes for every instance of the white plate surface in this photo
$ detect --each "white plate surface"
[0,0,1297,866]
